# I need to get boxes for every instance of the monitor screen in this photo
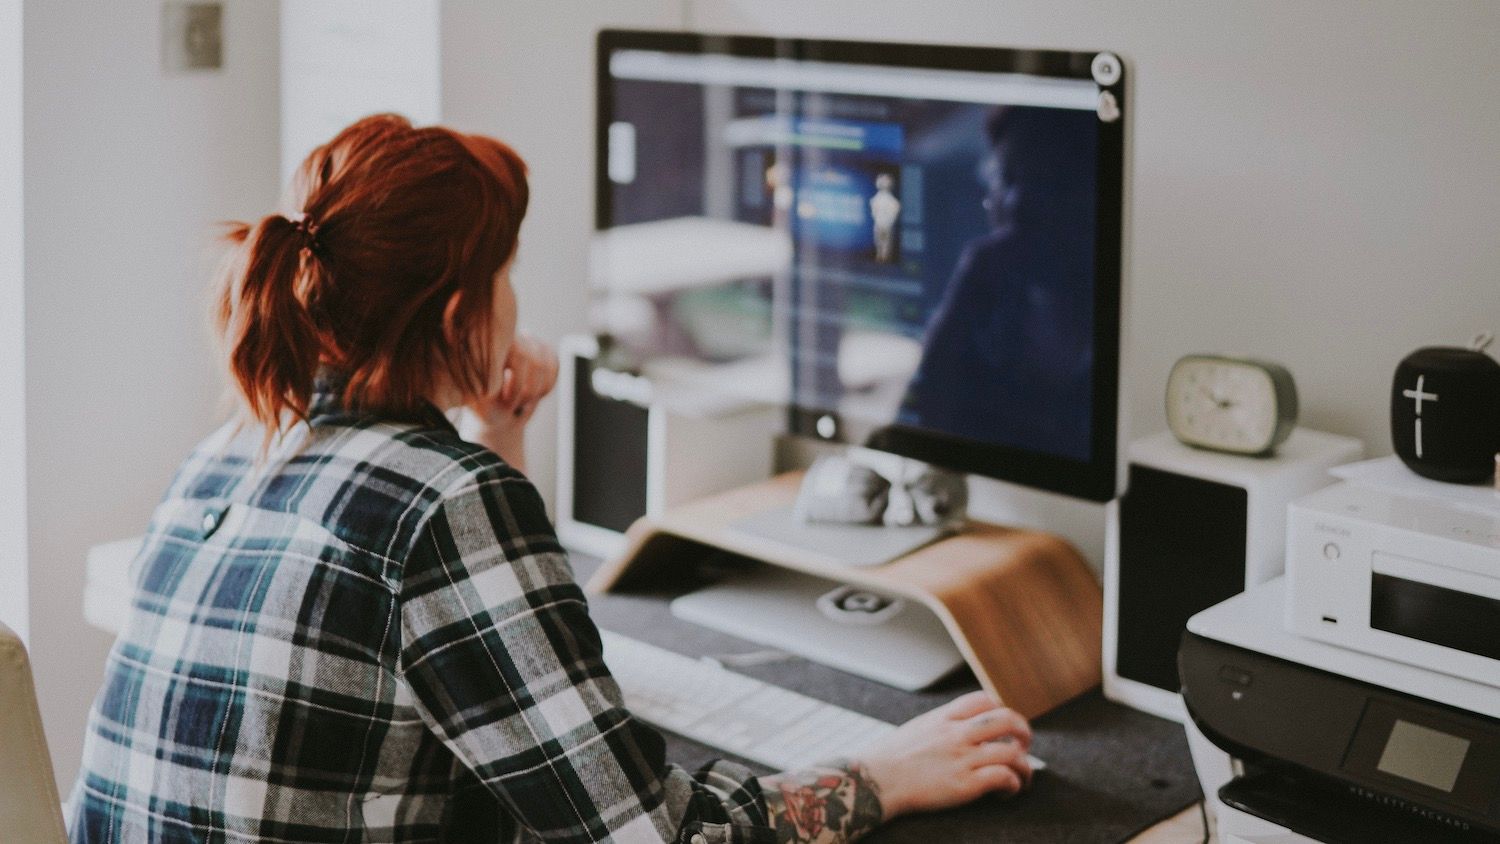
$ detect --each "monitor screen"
[594,31,1126,501]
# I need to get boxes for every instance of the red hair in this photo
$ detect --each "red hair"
[215,113,528,434]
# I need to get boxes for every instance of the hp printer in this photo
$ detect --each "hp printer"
[1182,578,1500,843]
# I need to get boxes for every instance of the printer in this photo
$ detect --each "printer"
[1183,459,1500,842]
[1182,578,1500,842]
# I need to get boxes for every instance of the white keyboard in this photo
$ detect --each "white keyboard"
[600,630,1044,773]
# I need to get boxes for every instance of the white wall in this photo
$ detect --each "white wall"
[0,0,25,643]
[447,0,1500,564]
[23,0,281,789]
[441,0,687,507]
[281,0,441,182]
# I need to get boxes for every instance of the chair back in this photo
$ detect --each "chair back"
[0,621,69,843]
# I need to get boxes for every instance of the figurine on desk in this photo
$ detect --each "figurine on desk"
[794,454,969,534]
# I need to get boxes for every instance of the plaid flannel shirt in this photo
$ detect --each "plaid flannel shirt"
[69,383,776,844]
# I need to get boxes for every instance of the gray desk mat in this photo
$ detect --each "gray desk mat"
[576,554,1203,844]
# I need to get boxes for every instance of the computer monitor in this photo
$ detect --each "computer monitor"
[593,30,1128,504]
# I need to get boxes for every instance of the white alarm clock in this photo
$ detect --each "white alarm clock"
[1166,355,1299,456]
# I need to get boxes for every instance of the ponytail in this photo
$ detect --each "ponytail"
[217,214,325,435]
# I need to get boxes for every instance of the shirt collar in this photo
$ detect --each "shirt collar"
[309,369,457,434]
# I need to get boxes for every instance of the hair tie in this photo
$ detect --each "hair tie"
[287,212,323,257]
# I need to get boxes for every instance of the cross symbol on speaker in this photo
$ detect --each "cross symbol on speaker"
[1401,374,1439,458]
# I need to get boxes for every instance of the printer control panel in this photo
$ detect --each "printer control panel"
[1342,697,1500,819]
[1181,632,1500,837]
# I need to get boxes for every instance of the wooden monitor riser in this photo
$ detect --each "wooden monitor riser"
[586,471,1104,719]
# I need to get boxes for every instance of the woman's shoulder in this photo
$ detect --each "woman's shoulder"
[304,415,532,544]
[164,413,533,567]
[377,417,521,486]
[181,411,520,486]
[359,420,560,577]
[395,424,550,532]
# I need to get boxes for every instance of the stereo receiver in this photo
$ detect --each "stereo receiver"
[1286,481,1500,687]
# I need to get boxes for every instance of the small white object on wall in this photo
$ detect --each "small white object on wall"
[162,2,223,72]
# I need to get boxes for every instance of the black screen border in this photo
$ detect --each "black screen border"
[596,29,1127,502]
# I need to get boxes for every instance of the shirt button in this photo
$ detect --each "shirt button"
[201,508,223,537]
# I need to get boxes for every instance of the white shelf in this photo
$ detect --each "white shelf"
[1332,455,1500,514]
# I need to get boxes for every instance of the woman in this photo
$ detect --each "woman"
[69,114,1033,844]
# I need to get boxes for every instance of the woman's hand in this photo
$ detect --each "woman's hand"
[859,691,1033,820]
[468,333,559,473]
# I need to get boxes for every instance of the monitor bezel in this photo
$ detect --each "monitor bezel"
[596,29,1127,503]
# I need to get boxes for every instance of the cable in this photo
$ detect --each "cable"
[1198,799,1210,843]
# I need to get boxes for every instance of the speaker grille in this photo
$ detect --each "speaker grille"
[1117,464,1247,692]
[572,355,649,534]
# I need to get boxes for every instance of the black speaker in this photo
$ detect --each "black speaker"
[560,340,650,549]
[1114,465,1246,695]
[1103,430,1363,720]
[555,335,777,559]
[1391,345,1500,484]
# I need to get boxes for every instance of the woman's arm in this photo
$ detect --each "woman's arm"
[398,463,1032,844]
[465,333,558,475]
[758,693,1033,844]
[399,466,777,842]
[759,761,884,843]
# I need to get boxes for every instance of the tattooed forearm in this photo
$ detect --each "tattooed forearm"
[759,759,885,844]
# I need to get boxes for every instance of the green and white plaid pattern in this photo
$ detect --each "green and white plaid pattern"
[69,380,774,844]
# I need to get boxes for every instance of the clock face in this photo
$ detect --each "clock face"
[1166,356,1296,455]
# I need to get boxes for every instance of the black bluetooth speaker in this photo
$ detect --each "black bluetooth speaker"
[1390,345,1500,483]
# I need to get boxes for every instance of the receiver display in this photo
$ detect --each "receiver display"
[1371,572,1500,662]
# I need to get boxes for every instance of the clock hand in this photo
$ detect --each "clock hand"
[1198,384,1235,409]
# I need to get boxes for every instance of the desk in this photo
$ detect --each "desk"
[573,552,1204,843]
[83,538,1204,842]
